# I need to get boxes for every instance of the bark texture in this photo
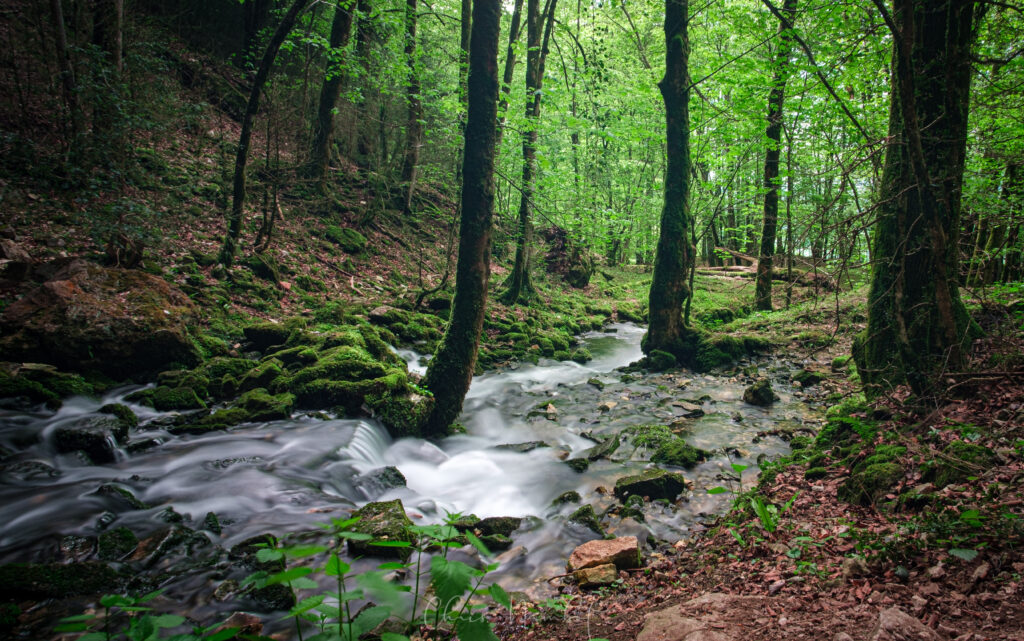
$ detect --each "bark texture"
[422,0,501,435]
[308,0,354,184]
[400,0,422,214]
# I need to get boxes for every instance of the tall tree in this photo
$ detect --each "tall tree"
[501,0,556,304]
[49,0,83,155]
[855,0,982,396]
[354,0,378,168]
[422,0,502,435]
[644,0,698,364]
[495,0,523,145]
[308,0,355,185]
[399,0,423,214]
[753,0,797,311]
[220,0,311,267]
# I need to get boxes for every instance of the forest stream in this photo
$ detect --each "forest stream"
[0,323,822,630]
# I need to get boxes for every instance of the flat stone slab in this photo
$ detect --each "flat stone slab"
[567,536,640,571]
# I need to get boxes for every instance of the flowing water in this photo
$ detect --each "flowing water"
[0,324,822,624]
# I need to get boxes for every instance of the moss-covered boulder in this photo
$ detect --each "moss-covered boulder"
[568,504,605,536]
[793,369,826,388]
[0,259,199,379]
[238,359,284,393]
[99,403,139,429]
[354,466,407,500]
[325,226,367,253]
[151,385,206,411]
[53,416,128,463]
[838,462,904,506]
[243,323,293,353]
[0,363,94,409]
[613,469,689,502]
[234,388,295,422]
[475,516,523,537]
[651,439,708,469]
[348,499,414,560]
[742,379,777,406]
[366,389,434,438]
[924,440,995,488]
[98,526,138,560]
[0,562,120,600]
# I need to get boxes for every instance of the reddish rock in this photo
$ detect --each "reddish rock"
[567,536,640,571]
[0,259,199,379]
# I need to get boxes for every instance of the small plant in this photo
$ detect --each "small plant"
[55,590,234,641]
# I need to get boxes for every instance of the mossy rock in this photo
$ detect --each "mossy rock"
[348,499,414,560]
[565,458,590,473]
[623,424,674,449]
[475,516,522,537]
[235,388,295,422]
[152,385,206,411]
[98,526,138,560]
[646,349,677,371]
[568,504,604,536]
[199,357,255,382]
[265,346,320,367]
[570,348,592,364]
[238,360,284,394]
[95,483,151,510]
[742,379,777,406]
[793,369,826,387]
[54,416,128,464]
[804,467,828,481]
[0,562,120,600]
[553,491,581,506]
[923,440,995,488]
[366,390,433,438]
[651,439,709,469]
[613,469,689,502]
[156,370,211,399]
[241,253,281,283]
[0,369,61,408]
[243,323,292,352]
[325,226,367,253]
[815,417,874,450]
[583,434,621,461]
[838,462,903,506]
[99,403,139,429]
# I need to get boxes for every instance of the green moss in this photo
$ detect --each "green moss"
[201,357,256,381]
[646,349,677,371]
[241,253,280,283]
[325,226,367,253]
[0,562,120,600]
[98,526,138,560]
[0,370,61,407]
[235,388,295,421]
[243,323,292,352]
[568,504,604,535]
[613,468,688,501]
[99,403,139,429]
[793,369,826,387]
[838,462,903,506]
[924,440,995,488]
[348,499,414,560]
[151,385,206,411]
[651,439,708,469]
[366,389,434,438]
[570,348,592,364]
[239,360,284,393]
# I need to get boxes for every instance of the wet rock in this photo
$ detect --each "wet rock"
[98,526,138,560]
[587,377,605,390]
[215,612,263,637]
[354,466,408,500]
[59,535,97,563]
[742,379,777,406]
[583,433,621,461]
[0,362,93,409]
[243,322,292,352]
[651,439,709,469]
[598,401,617,413]
[867,607,942,641]
[479,534,513,551]
[793,369,826,388]
[574,562,617,588]
[552,490,581,506]
[95,483,151,510]
[0,561,120,600]
[230,534,284,573]
[99,403,139,429]
[349,499,414,560]
[234,387,295,422]
[476,516,523,537]
[0,259,200,379]
[157,506,185,523]
[151,385,206,411]
[565,458,590,473]
[672,401,704,418]
[203,512,222,535]
[568,504,604,536]
[613,469,689,502]
[53,416,127,463]
[250,583,296,612]
[494,441,549,453]
[568,536,640,571]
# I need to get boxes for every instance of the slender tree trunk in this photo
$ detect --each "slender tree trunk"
[355,0,377,168]
[220,0,310,267]
[496,0,524,146]
[644,0,697,365]
[400,0,422,214]
[422,0,501,435]
[855,0,980,397]
[754,0,797,311]
[502,0,556,304]
[50,0,84,154]
[452,0,471,185]
[308,0,354,184]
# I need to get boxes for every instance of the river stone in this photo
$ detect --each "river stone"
[242,322,292,352]
[354,466,408,500]
[0,259,199,379]
[575,562,618,588]
[475,516,523,537]
[230,534,285,572]
[742,379,777,406]
[568,536,640,571]
[583,433,621,461]
[613,469,689,502]
[672,401,704,418]
[867,607,942,641]
[793,369,826,388]
[568,504,605,536]
[0,561,120,600]
[349,499,414,560]
[98,526,138,560]
[95,483,151,510]
[565,457,590,473]
[54,416,128,464]
[494,441,550,453]
[552,490,581,506]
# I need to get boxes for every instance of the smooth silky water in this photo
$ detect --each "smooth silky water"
[0,323,821,624]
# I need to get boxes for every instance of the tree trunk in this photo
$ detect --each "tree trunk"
[855,0,980,397]
[355,0,378,168]
[242,0,273,67]
[754,0,796,312]
[501,0,556,304]
[496,0,524,146]
[422,0,501,436]
[50,0,84,154]
[220,0,310,267]
[307,0,354,185]
[644,0,698,365]
[400,0,422,214]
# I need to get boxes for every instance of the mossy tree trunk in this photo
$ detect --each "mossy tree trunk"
[307,0,354,186]
[855,0,981,397]
[496,0,524,146]
[501,0,555,305]
[753,0,797,312]
[645,0,698,365]
[220,0,310,268]
[422,0,501,436]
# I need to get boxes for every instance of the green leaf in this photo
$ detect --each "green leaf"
[202,627,242,641]
[430,556,472,615]
[285,545,327,558]
[351,605,390,638]
[151,614,186,628]
[256,548,285,563]
[380,633,411,641]
[54,622,91,633]
[489,583,512,610]
[266,566,312,586]
[338,531,373,541]
[369,540,412,548]
[101,594,134,608]
[77,634,108,641]
[707,486,730,494]
[730,462,749,475]
[464,530,492,557]
[325,555,351,576]
[289,577,319,590]
[454,615,499,641]
[949,548,979,562]
[377,562,410,570]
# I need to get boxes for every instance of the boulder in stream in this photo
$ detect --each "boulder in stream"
[354,466,407,500]
[348,499,414,560]
[568,504,605,536]
[613,468,690,502]
[742,378,778,406]
[54,416,128,464]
